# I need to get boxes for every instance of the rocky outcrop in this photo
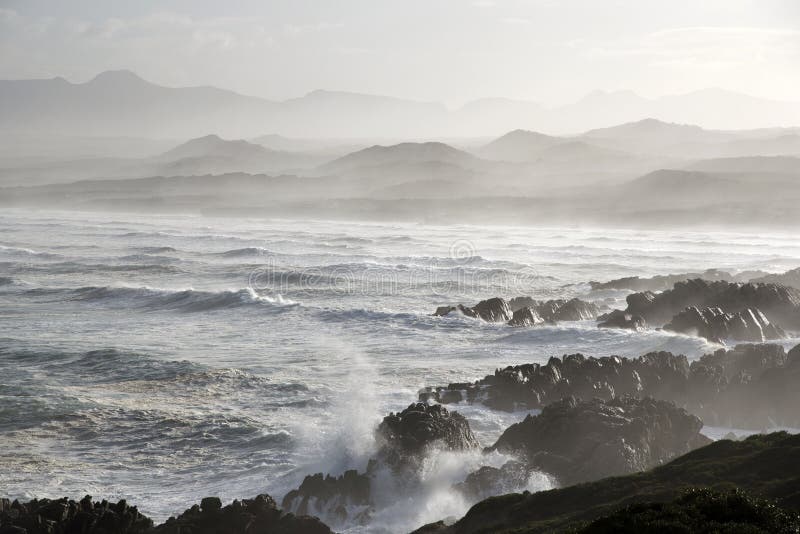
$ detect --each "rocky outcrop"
[507,306,545,327]
[624,279,800,328]
[420,343,800,429]
[413,432,800,534]
[281,471,370,527]
[435,297,600,325]
[596,309,647,330]
[156,494,332,534]
[434,298,511,322]
[281,403,478,527]
[0,494,331,534]
[420,352,690,412]
[536,298,601,322]
[0,496,152,534]
[664,306,785,343]
[453,461,534,502]
[375,403,479,469]
[488,396,710,486]
[590,269,761,293]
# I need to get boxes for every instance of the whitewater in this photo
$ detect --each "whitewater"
[2,208,800,533]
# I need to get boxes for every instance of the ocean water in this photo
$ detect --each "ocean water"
[1,208,799,532]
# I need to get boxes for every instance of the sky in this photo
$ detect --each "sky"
[0,0,798,106]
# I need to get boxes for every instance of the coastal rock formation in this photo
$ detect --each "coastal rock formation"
[453,461,535,502]
[280,471,370,526]
[624,279,800,328]
[507,306,545,327]
[487,396,710,485]
[435,297,600,325]
[156,494,332,534]
[420,343,800,429]
[375,402,480,469]
[597,309,647,330]
[0,496,153,534]
[434,298,511,322]
[664,306,785,342]
[589,269,762,292]
[0,494,332,534]
[282,403,478,527]
[413,432,800,534]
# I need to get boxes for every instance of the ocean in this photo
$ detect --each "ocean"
[1,208,799,532]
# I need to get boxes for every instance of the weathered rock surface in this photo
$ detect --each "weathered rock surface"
[281,471,370,527]
[507,306,545,327]
[414,432,800,534]
[590,269,762,292]
[281,403,478,527]
[420,343,800,429]
[664,306,785,342]
[435,297,600,325]
[453,461,534,502]
[488,396,710,486]
[375,403,479,469]
[596,309,647,330]
[624,279,800,328]
[0,494,331,534]
[0,496,152,534]
[156,494,332,534]
[434,298,511,322]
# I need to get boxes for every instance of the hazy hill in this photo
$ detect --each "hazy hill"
[319,142,480,175]
[687,155,800,174]
[475,129,564,161]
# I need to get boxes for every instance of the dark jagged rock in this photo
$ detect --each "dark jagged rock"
[789,343,800,365]
[487,396,710,486]
[375,403,479,469]
[535,298,600,322]
[0,496,153,534]
[751,267,800,290]
[596,309,647,331]
[157,493,332,534]
[281,403,478,527]
[420,352,689,412]
[508,296,538,312]
[434,297,599,325]
[664,306,785,343]
[590,269,761,293]
[433,298,511,322]
[507,306,545,327]
[420,344,800,429]
[625,279,800,328]
[413,432,800,534]
[453,461,534,502]
[281,471,370,526]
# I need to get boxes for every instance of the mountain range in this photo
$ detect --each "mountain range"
[2,70,800,139]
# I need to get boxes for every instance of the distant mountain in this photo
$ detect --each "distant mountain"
[475,129,564,161]
[686,156,800,174]
[582,118,733,154]
[156,134,271,162]
[2,71,800,138]
[320,142,480,175]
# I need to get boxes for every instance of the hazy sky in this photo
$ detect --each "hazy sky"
[1,0,798,106]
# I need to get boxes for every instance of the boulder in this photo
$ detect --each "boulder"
[597,309,647,331]
[375,403,479,469]
[433,298,511,322]
[453,461,534,501]
[664,306,785,343]
[536,298,600,322]
[488,396,711,485]
[507,306,545,327]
